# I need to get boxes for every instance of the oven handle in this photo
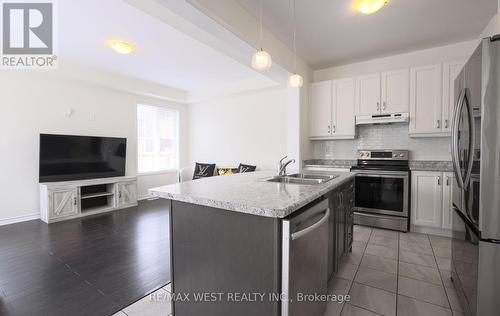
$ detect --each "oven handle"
[353,170,409,178]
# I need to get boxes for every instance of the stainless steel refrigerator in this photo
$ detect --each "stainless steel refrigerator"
[450,35,500,316]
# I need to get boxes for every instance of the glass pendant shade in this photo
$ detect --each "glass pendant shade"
[356,0,388,14]
[289,73,303,88]
[252,50,273,71]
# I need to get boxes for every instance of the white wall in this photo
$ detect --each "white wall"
[187,88,288,171]
[0,71,187,224]
[314,40,478,81]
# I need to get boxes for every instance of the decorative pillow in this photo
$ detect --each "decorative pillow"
[217,167,239,176]
[193,163,216,180]
[238,163,257,173]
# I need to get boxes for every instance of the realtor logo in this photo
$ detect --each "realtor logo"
[1,0,57,69]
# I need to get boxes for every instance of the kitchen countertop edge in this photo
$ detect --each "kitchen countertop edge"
[149,172,355,219]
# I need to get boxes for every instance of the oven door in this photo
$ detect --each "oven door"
[354,170,409,217]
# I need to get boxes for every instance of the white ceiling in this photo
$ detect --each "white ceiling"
[236,0,497,69]
[58,0,277,94]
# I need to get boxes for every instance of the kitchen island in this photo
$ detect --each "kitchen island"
[150,171,355,316]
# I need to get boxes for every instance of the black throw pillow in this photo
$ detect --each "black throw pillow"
[193,163,216,180]
[238,163,256,173]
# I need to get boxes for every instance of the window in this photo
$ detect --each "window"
[137,104,179,173]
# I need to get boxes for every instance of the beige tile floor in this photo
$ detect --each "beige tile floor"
[115,225,460,316]
[112,283,172,316]
[325,225,461,316]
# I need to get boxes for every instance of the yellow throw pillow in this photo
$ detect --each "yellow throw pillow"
[217,168,238,176]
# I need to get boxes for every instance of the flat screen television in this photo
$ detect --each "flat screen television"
[39,134,127,182]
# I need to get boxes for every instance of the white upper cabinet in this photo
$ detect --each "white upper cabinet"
[443,61,465,133]
[309,60,466,139]
[332,78,355,138]
[310,80,332,138]
[355,73,381,115]
[356,70,409,116]
[381,69,409,114]
[409,64,443,136]
[309,79,355,140]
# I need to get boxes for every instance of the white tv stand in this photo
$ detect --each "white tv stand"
[40,176,138,224]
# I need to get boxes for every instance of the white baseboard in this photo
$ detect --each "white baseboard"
[410,225,453,238]
[0,212,40,226]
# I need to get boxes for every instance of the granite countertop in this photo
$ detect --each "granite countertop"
[149,171,355,219]
[408,161,453,172]
[304,159,453,172]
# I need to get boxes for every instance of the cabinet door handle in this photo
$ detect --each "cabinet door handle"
[444,119,449,129]
[118,191,122,198]
[328,125,331,134]
[332,125,336,133]
[382,101,387,111]
[436,120,441,129]
[437,176,441,186]
[377,102,380,111]
[446,177,450,186]
[73,197,77,206]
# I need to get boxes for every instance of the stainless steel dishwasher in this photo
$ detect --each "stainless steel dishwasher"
[281,198,329,316]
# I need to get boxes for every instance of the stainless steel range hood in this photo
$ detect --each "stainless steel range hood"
[356,113,409,125]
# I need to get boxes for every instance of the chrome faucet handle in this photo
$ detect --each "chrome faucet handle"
[279,158,296,176]
[279,155,288,168]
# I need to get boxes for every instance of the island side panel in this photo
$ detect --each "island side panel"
[171,200,282,316]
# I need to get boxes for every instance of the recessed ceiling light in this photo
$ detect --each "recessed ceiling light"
[108,40,136,54]
[355,0,388,14]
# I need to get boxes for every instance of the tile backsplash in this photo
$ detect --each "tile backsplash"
[313,124,451,161]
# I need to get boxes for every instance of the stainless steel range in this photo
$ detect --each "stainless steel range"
[351,150,410,232]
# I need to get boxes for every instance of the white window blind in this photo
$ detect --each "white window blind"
[137,104,179,173]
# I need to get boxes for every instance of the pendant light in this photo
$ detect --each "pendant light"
[355,0,388,15]
[289,0,303,88]
[251,0,272,71]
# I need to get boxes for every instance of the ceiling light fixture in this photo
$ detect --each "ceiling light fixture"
[289,0,303,88]
[251,0,272,71]
[109,40,136,54]
[355,0,388,14]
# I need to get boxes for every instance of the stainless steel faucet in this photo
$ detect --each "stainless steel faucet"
[278,155,296,176]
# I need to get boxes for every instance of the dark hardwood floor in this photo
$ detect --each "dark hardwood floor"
[0,199,171,316]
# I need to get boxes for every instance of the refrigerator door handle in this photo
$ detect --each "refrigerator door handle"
[452,89,466,189]
[463,88,475,189]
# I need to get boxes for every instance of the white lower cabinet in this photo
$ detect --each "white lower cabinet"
[116,181,138,208]
[48,188,79,220]
[411,171,453,230]
[40,176,138,223]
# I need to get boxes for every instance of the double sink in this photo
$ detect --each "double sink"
[266,173,338,185]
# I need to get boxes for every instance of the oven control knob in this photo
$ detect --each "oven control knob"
[399,153,405,157]
[393,153,397,157]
